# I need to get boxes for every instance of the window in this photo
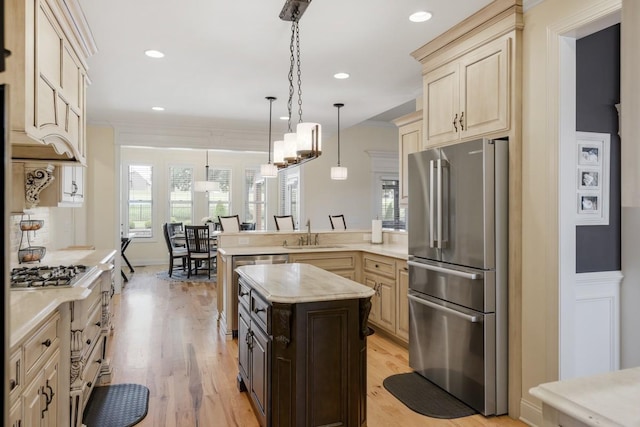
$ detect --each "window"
[127,164,153,237]
[207,167,231,220]
[379,177,406,230]
[245,168,266,230]
[169,166,193,225]
[279,169,300,229]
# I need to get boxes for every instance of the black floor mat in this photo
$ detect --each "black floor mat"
[383,372,477,419]
[83,383,149,427]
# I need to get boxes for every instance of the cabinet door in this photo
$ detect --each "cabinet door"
[238,307,250,383]
[250,324,269,426]
[459,37,510,139]
[61,166,84,204]
[396,265,410,342]
[399,121,421,205]
[42,350,59,427]
[22,370,45,427]
[363,275,380,324]
[377,275,396,333]
[9,399,22,427]
[424,61,460,146]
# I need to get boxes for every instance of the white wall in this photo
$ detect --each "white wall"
[301,122,398,231]
[621,207,640,368]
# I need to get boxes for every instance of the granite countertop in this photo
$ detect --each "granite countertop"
[10,249,117,347]
[236,263,375,304]
[218,242,408,260]
[529,367,640,426]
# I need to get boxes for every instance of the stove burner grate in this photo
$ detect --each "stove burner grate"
[10,265,88,289]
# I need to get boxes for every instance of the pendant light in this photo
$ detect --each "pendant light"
[194,150,216,192]
[331,103,347,180]
[260,96,278,178]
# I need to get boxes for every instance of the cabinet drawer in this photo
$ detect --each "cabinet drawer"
[82,338,104,406]
[82,303,103,356]
[239,280,251,311]
[363,255,396,278]
[24,311,59,378]
[81,280,102,319]
[251,292,269,332]
[8,348,22,401]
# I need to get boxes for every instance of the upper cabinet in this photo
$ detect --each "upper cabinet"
[412,0,522,148]
[392,111,422,205]
[1,0,96,165]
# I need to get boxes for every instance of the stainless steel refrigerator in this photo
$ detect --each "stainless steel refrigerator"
[407,138,508,416]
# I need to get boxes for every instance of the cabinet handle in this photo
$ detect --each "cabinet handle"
[453,113,458,131]
[87,381,93,388]
[41,386,50,418]
[86,339,92,345]
[459,111,464,130]
[95,358,102,364]
[403,267,408,271]
[10,379,16,390]
[95,321,102,327]
[253,307,266,314]
[239,290,249,297]
[42,339,52,347]
[45,380,54,404]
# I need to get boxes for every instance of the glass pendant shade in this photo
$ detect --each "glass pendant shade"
[283,132,298,162]
[330,166,348,180]
[194,180,217,192]
[260,163,278,178]
[296,122,322,157]
[273,140,285,166]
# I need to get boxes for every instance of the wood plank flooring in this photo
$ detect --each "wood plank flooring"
[106,266,525,427]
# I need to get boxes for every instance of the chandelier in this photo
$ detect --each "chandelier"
[266,0,321,176]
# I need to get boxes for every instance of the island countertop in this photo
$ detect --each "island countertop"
[235,263,375,304]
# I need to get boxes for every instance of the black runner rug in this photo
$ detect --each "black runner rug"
[83,383,149,427]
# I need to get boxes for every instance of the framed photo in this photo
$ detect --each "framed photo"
[575,132,609,226]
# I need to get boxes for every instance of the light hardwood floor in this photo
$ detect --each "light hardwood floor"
[106,266,525,427]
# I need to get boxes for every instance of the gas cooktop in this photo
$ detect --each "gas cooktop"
[10,265,88,289]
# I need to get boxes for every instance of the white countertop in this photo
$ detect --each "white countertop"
[10,249,117,347]
[236,263,375,304]
[218,242,408,260]
[529,367,640,426]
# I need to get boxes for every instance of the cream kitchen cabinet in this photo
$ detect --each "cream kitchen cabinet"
[2,0,96,165]
[422,36,510,147]
[10,310,62,427]
[289,251,361,282]
[392,111,422,205]
[396,261,409,343]
[362,254,397,334]
[38,165,85,207]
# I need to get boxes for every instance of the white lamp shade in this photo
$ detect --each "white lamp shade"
[273,140,285,165]
[296,122,322,156]
[283,132,298,162]
[330,166,348,180]
[194,181,217,192]
[260,163,278,178]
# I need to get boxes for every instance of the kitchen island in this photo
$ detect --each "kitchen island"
[236,263,375,427]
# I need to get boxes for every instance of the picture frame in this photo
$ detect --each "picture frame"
[575,131,610,226]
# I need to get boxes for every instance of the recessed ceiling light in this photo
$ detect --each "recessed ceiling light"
[144,49,165,58]
[152,106,165,111]
[409,11,432,22]
[334,72,350,79]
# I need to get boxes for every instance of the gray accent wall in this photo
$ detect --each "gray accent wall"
[575,24,621,273]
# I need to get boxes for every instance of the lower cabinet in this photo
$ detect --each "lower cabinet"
[289,251,361,282]
[237,277,369,427]
[10,310,61,427]
[396,261,410,342]
[363,254,397,335]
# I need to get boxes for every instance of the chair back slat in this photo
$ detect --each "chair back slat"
[185,225,215,254]
[218,215,241,232]
[329,214,346,230]
[274,215,295,231]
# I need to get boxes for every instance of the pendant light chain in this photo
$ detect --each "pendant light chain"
[296,21,303,124]
[336,105,341,166]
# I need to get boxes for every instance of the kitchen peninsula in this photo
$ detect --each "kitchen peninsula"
[236,263,375,427]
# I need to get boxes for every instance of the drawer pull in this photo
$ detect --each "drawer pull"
[95,358,102,364]
[253,307,266,314]
[87,381,93,387]
[86,339,92,345]
[42,339,52,347]
[95,321,102,327]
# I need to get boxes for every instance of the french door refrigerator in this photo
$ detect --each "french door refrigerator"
[407,138,508,416]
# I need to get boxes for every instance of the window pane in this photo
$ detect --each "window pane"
[208,168,231,220]
[169,166,193,225]
[245,168,266,230]
[128,165,153,237]
[380,178,406,230]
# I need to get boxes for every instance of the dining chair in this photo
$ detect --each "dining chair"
[240,222,256,231]
[274,215,295,231]
[329,214,347,230]
[184,225,217,279]
[167,222,185,247]
[162,223,188,277]
[218,215,241,232]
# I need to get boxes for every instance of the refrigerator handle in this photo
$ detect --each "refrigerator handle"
[438,158,449,248]
[408,294,481,323]
[408,260,483,280]
[429,159,436,248]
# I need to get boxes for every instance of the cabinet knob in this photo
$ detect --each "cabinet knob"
[86,339,92,345]
[239,290,249,297]
[253,307,266,314]
[95,358,102,364]
[95,321,102,327]
[87,381,93,388]
[42,339,51,347]
[375,264,379,268]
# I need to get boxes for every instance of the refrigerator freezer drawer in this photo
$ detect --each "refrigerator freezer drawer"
[408,258,495,313]
[408,292,500,415]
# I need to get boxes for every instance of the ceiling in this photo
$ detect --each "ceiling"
[79,0,494,140]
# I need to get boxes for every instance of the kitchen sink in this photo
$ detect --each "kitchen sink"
[285,245,344,250]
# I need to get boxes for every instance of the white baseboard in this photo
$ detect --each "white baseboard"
[519,398,542,426]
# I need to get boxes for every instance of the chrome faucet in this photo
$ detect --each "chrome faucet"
[306,219,311,245]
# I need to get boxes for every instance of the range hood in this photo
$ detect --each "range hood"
[10,132,86,166]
